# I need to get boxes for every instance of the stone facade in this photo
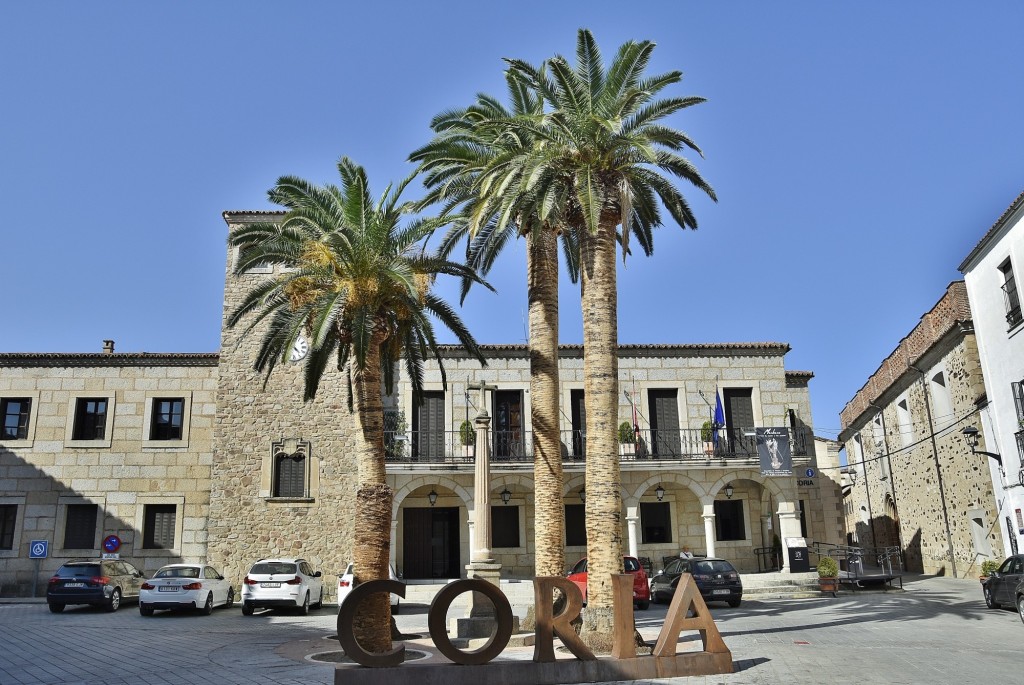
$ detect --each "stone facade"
[0,350,217,596]
[839,282,1001,578]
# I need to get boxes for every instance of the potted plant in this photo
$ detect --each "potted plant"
[979,559,1000,583]
[459,419,475,458]
[817,556,839,596]
[618,421,635,456]
[701,420,716,455]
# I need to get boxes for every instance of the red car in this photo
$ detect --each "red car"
[566,556,650,610]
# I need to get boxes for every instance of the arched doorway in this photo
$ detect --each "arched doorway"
[401,485,462,580]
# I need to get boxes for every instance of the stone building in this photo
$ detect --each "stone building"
[0,347,217,595]
[0,210,844,596]
[838,282,1002,578]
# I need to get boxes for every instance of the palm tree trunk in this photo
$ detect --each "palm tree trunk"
[579,216,622,648]
[528,226,564,578]
[350,333,392,653]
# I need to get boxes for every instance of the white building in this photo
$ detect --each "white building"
[958,189,1024,558]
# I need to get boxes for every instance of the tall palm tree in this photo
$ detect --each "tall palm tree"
[227,157,488,654]
[410,72,579,580]
[499,29,717,646]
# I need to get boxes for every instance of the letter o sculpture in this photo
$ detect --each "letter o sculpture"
[427,578,514,665]
[336,578,406,668]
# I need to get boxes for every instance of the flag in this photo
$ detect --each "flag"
[713,390,725,446]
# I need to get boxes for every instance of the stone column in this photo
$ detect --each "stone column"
[390,520,399,569]
[625,505,639,559]
[702,503,717,558]
[466,515,475,563]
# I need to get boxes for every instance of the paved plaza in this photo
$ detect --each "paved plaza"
[0,574,1020,685]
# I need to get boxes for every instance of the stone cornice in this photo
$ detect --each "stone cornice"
[436,342,792,359]
[0,353,219,368]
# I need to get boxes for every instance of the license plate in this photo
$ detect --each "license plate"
[158,586,178,592]
[65,582,85,588]
[261,582,280,588]
[713,589,731,595]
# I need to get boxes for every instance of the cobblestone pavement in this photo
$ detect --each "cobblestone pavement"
[0,574,1020,685]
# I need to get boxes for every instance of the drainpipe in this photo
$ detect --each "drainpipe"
[910,364,957,578]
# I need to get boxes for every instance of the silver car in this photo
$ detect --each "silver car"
[139,564,235,616]
[241,558,324,615]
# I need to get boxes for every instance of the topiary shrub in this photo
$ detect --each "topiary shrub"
[459,420,475,446]
[980,559,1000,577]
[817,556,839,578]
[618,421,634,444]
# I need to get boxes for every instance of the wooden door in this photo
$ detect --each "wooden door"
[648,389,680,457]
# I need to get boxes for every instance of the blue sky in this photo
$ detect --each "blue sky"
[3,2,1023,440]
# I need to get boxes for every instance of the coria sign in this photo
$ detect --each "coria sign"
[336,574,733,680]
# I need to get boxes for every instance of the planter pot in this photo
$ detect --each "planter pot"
[703,442,715,455]
[462,445,474,459]
[619,444,634,457]
[819,577,839,596]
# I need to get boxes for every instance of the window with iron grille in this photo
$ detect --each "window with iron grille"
[150,398,184,440]
[1012,380,1024,423]
[63,504,98,549]
[713,500,745,541]
[143,504,177,549]
[72,398,108,440]
[1,398,31,440]
[0,505,16,550]
[565,504,586,546]
[1000,259,1021,328]
[491,506,520,548]
[640,501,672,544]
[273,450,306,497]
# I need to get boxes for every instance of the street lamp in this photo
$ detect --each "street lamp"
[427,489,438,506]
[655,484,665,502]
[961,426,1002,468]
[500,487,512,505]
[725,483,734,499]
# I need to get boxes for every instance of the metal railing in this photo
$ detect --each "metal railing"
[384,425,814,465]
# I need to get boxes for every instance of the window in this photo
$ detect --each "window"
[273,447,307,498]
[896,398,913,448]
[143,504,177,549]
[1012,380,1024,424]
[0,505,16,550]
[72,398,108,441]
[713,500,745,541]
[1000,258,1021,328]
[63,504,98,549]
[1,398,31,440]
[968,508,992,560]
[150,398,184,440]
[565,503,587,546]
[640,501,672,544]
[491,506,520,548]
[929,372,954,431]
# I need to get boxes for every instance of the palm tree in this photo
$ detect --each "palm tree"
[499,29,717,646]
[227,157,488,654]
[410,72,579,580]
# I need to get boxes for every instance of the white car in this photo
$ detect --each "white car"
[241,558,324,615]
[337,563,401,614]
[139,564,234,616]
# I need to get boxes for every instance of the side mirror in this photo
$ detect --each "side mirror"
[656,569,664,576]
[314,571,322,578]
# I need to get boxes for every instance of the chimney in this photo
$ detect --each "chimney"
[102,340,115,354]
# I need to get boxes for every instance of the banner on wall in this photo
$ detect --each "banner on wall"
[757,427,792,476]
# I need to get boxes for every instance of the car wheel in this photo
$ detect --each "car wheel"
[1017,595,1024,625]
[312,588,323,610]
[298,592,309,616]
[636,600,650,610]
[242,602,254,616]
[202,593,214,616]
[984,585,1000,609]
[48,603,65,614]
[139,603,154,617]
[225,588,235,609]
[728,599,741,608]
[106,589,122,613]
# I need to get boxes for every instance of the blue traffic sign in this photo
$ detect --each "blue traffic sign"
[102,535,121,553]
[29,540,48,559]
[805,468,815,478]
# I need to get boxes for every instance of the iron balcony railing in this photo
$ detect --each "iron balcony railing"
[1003,279,1022,327]
[384,425,814,465]
[1015,429,1024,465]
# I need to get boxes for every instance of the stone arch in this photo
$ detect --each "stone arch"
[705,470,785,506]
[561,476,628,501]
[629,472,707,508]
[392,475,471,519]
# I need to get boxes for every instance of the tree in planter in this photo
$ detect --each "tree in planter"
[701,420,716,454]
[459,419,475,456]
[817,556,839,596]
[618,421,635,456]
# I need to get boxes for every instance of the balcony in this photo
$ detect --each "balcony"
[1003,279,1021,328]
[384,426,815,467]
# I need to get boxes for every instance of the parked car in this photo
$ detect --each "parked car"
[241,558,324,615]
[139,564,235,616]
[650,556,743,607]
[566,556,650,610]
[337,562,401,613]
[1015,577,1024,624]
[982,554,1024,610]
[46,559,145,613]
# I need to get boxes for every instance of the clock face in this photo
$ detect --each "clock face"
[289,335,309,362]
